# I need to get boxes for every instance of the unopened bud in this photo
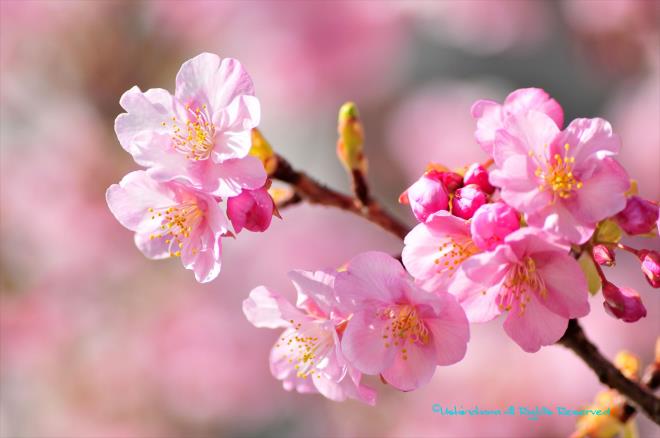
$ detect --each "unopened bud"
[592,244,615,267]
[250,129,278,175]
[336,102,366,173]
[616,196,659,235]
[227,187,275,233]
[451,184,487,220]
[470,202,520,251]
[602,282,647,323]
[399,170,449,223]
[638,249,660,288]
[463,162,495,194]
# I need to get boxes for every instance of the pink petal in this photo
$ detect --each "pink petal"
[554,118,620,165]
[115,86,176,161]
[471,99,502,155]
[572,157,630,224]
[380,343,437,391]
[493,110,560,165]
[526,202,595,244]
[448,267,504,323]
[503,88,563,129]
[205,156,267,197]
[211,95,261,163]
[188,231,222,283]
[134,231,170,260]
[340,310,395,375]
[243,286,304,329]
[289,270,337,318]
[536,253,590,319]
[503,294,568,353]
[106,171,175,232]
[175,53,255,112]
[425,293,469,365]
[334,252,406,310]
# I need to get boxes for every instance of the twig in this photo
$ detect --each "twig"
[271,154,409,240]
[559,319,660,424]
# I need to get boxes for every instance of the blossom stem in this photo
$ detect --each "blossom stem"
[559,319,660,424]
[271,154,410,240]
[616,242,641,257]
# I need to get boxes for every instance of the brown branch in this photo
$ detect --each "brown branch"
[271,154,410,240]
[559,319,660,424]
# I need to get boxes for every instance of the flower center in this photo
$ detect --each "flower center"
[275,319,334,380]
[534,143,583,201]
[379,304,429,360]
[147,200,204,257]
[164,104,216,161]
[434,237,478,274]
[498,257,547,315]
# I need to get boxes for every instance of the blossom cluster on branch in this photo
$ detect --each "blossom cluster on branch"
[106,54,659,424]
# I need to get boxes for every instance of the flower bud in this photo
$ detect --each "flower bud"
[592,244,615,267]
[440,171,464,193]
[399,170,449,223]
[470,202,520,251]
[227,187,274,233]
[638,249,659,288]
[615,196,659,235]
[602,282,647,323]
[463,162,495,194]
[451,184,487,219]
[614,351,640,380]
[336,102,367,173]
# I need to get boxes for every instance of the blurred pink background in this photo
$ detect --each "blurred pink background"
[1,1,658,437]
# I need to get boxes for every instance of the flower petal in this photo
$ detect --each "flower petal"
[536,253,590,319]
[175,53,255,112]
[503,294,568,353]
[380,343,437,391]
[425,293,469,365]
[341,310,396,375]
[211,95,261,162]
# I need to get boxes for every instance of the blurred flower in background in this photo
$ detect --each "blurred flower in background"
[1,1,658,437]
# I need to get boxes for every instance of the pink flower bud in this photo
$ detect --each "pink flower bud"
[227,187,274,233]
[451,184,487,220]
[470,202,520,251]
[463,163,495,194]
[401,171,449,223]
[602,282,647,323]
[616,196,659,235]
[638,250,660,288]
[592,244,615,267]
[439,171,464,193]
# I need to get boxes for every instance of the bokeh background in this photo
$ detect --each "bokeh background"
[1,1,659,437]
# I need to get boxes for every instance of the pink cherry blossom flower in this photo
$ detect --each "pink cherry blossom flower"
[448,228,590,352]
[602,282,647,323]
[471,88,564,155]
[334,252,469,391]
[106,171,230,283]
[403,212,479,292]
[227,186,275,233]
[463,162,495,194]
[470,202,520,251]
[399,170,449,223]
[489,111,630,244]
[615,196,659,235]
[115,53,266,196]
[451,184,487,219]
[243,270,376,405]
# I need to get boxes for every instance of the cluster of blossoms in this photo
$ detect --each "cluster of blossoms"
[107,55,658,406]
[401,88,658,352]
[107,53,275,282]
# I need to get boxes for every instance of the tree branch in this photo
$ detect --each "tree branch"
[271,154,410,240]
[559,319,660,424]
